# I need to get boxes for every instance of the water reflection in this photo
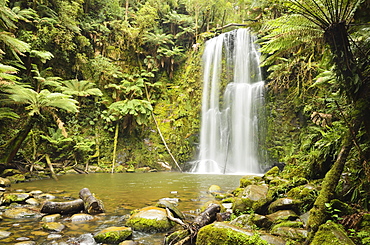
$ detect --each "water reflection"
[5,172,243,244]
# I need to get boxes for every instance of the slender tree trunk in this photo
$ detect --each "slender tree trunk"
[111,121,119,173]
[305,121,360,243]
[1,116,36,164]
[45,154,58,181]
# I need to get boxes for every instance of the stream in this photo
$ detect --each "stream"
[2,172,243,244]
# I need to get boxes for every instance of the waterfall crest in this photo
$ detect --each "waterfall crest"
[191,28,265,174]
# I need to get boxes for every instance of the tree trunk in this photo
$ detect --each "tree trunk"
[45,154,58,181]
[41,199,84,214]
[79,188,105,214]
[305,128,355,243]
[1,116,36,164]
[111,121,119,173]
[194,203,221,229]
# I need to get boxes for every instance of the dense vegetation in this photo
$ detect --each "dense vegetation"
[0,0,369,243]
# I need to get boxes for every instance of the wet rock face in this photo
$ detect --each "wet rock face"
[126,206,174,232]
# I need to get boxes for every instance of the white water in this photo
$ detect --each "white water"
[191,29,265,174]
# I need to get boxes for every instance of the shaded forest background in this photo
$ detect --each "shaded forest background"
[0,0,370,231]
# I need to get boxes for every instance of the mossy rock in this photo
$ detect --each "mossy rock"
[264,166,280,178]
[311,221,355,245]
[126,206,174,232]
[7,174,26,183]
[239,175,261,188]
[268,197,303,214]
[3,193,30,204]
[270,226,308,241]
[208,185,222,194]
[94,226,132,244]
[196,222,269,245]
[266,210,299,223]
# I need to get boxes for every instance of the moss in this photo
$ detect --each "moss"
[311,221,355,245]
[232,188,244,197]
[271,221,304,229]
[94,226,132,243]
[264,166,280,177]
[196,222,269,245]
[126,207,174,232]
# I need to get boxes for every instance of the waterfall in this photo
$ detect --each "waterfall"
[191,28,265,174]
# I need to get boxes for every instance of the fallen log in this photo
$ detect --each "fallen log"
[165,203,221,245]
[194,203,221,228]
[40,199,84,214]
[79,188,105,214]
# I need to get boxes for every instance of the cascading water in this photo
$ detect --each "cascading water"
[191,28,265,174]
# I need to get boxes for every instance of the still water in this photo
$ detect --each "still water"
[3,172,243,244]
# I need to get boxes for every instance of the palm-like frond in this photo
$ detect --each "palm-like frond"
[0,63,19,82]
[60,79,103,97]
[260,14,323,66]
[5,85,79,116]
[0,107,19,120]
[290,0,363,29]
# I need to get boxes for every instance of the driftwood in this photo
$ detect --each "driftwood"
[166,203,221,245]
[79,188,104,214]
[40,199,84,214]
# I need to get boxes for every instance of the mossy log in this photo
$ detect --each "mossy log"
[79,187,105,214]
[40,199,84,214]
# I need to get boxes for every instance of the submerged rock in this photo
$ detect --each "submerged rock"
[42,222,65,232]
[126,206,174,232]
[0,177,11,187]
[69,213,94,222]
[0,230,12,239]
[41,214,61,222]
[94,226,132,243]
[3,207,40,219]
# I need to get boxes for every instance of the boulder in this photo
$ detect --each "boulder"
[126,206,174,232]
[271,226,308,241]
[196,222,267,245]
[268,198,302,213]
[266,210,299,223]
[233,184,270,212]
[311,221,355,245]
[229,214,272,229]
[94,226,132,244]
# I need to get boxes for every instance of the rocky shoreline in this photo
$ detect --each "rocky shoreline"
[0,167,367,244]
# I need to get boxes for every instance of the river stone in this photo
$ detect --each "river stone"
[271,226,308,240]
[311,221,355,245]
[230,213,272,229]
[70,213,94,222]
[67,233,96,245]
[42,214,61,222]
[0,177,11,187]
[208,185,221,194]
[268,197,302,213]
[196,222,267,245]
[94,226,132,243]
[241,185,268,201]
[0,230,12,239]
[37,193,55,200]
[29,190,43,195]
[25,198,39,206]
[47,233,62,240]
[126,206,174,232]
[119,240,138,245]
[259,234,286,245]
[42,222,65,232]
[266,210,299,223]
[3,193,30,203]
[14,241,36,245]
[3,207,40,219]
